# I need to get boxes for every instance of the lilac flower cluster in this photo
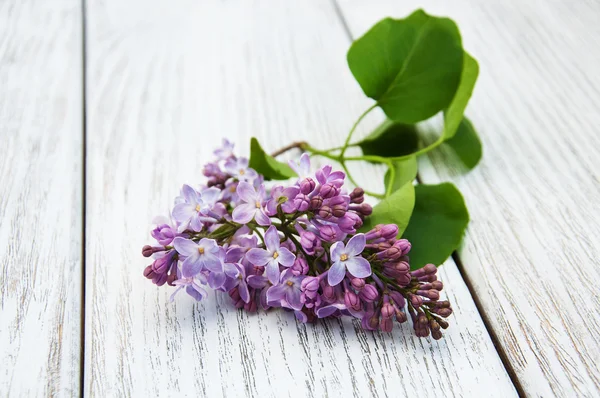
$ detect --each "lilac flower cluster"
[142,139,453,339]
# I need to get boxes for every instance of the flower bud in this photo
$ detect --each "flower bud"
[310,196,323,210]
[434,308,453,318]
[318,206,333,219]
[344,291,362,312]
[301,276,320,297]
[349,187,364,204]
[381,224,399,240]
[299,230,320,254]
[368,311,380,330]
[294,194,310,211]
[410,294,423,308]
[291,257,309,276]
[332,205,346,218]
[417,289,440,300]
[319,183,338,199]
[380,317,393,332]
[142,245,161,257]
[381,302,394,318]
[143,265,155,279]
[359,284,379,302]
[394,239,411,255]
[318,225,337,242]
[151,224,177,245]
[350,277,365,290]
[299,177,316,194]
[431,281,443,291]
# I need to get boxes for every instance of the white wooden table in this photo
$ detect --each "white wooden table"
[2,0,599,396]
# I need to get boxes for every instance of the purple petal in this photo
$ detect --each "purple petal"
[266,284,286,302]
[247,275,268,289]
[276,247,296,267]
[286,288,303,311]
[173,237,198,256]
[329,241,345,263]
[232,203,255,224]
[186,284,205,301]
[246,248,272,266]
[172,203,194,223]
[266,260,281,285]
[238,282,250,303]
[295,310,308,323]
[316,303,346,318]
[181,184,198,203]
[327,261,346,286]
[264,225,280,252]
[236,181,256,203]
[345,234,366,257]
[201,252,223,273]
[260,287,270,309]
[201,187,221,205]
[208,271,226,289]
[225,247,245,263]
[254,209,271,226]
[189,213,204,232]
[299,153,310,174]
[345,256,372,278]
[224,262,240,278]
[181,256,202,278]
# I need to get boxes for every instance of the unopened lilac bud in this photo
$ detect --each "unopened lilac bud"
[299,177,316,194]
[350,277,365,290]
[380,317,393,332]
[431,281,443,291]
[291,257,309,276]
[349,187,364,204]
[322,283,336,301]
[151,224,177,245]
[394,239,411,255]
[332,205,346,218]
[435,308,453,318]
[379,246,401,260]
[411,263,437,278]
[143,265,154,279]
[167,272,177,286]
[437,319,450,329]
[244,299,258,313]
[344,291,362,312]
[410,294,423,307]
[418,289,440,300]
[319,183,338,198]
[368,312,380,330]
[396,273,411,287]
[294,194,310,211]
[301,276,320,296]
[389,291,406,308]
[418,274,438,283]
[299,230,319,255]
[359,284,379,302]
[318,206,333,219]
[310,196,323,210]
[319,225,337,242]
[349,203,372,216]
[142,245,163,257]
[381,302,394,318]
[435,300,451,309]
[153,272,168,286]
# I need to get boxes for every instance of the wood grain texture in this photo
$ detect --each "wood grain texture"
[337,0,600,396]
[0,0,82,396]
[84,1,516,396]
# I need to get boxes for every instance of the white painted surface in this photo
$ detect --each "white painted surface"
[338,0,600,396]
[0,0,82,397]
[84,1,515,396]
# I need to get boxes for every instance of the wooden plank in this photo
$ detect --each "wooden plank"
[84,1,516,396]
[337,0,600,396]
[0,1,82,396]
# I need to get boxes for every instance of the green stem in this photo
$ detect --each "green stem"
[340,103,378,158]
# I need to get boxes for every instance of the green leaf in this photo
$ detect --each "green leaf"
[443,52,479,139]
[347,10,464,123]
[402,183,469,269]
[384,157,418,194]
[248,137,296,180]
[357,120,419,158]
[360,182,415,237]
[445,118,482,169]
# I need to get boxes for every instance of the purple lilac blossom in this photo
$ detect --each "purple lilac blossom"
[232,182,271,226]
[327,233,371,286]
[246,225,296,284]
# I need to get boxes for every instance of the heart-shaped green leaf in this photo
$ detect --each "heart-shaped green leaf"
[384,157,418,194]
[249,137,296,180]
[402,183,469,269]
[360,181,415,237]
[445,117,482,169]
[347,10,464,123]
[358,120,419,158]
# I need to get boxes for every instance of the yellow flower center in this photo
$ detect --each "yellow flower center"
[198,247,205,254]
[286,281,294,286]
[272,251,279,259]
[239,169,245,175]
[195,204,201,212]
[340,254,348,261]
[255,201,261,208]
[229,186,236,192]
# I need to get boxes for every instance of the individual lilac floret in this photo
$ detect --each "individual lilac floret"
[224,157,258,182]
[214,138,235,160]
[328,233,371,286]
[172,185,221,232]
[288,152,311,179]
[151,216,179,245]
[173,237,222,277]
[315,164,345,188]
[266,185,300,216]
[246,225,296,284]
[232,182,271,226]
[170,269,208,302]
[266,270,304,311]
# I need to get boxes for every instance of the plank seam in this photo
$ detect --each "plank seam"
[80,0,88,396]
